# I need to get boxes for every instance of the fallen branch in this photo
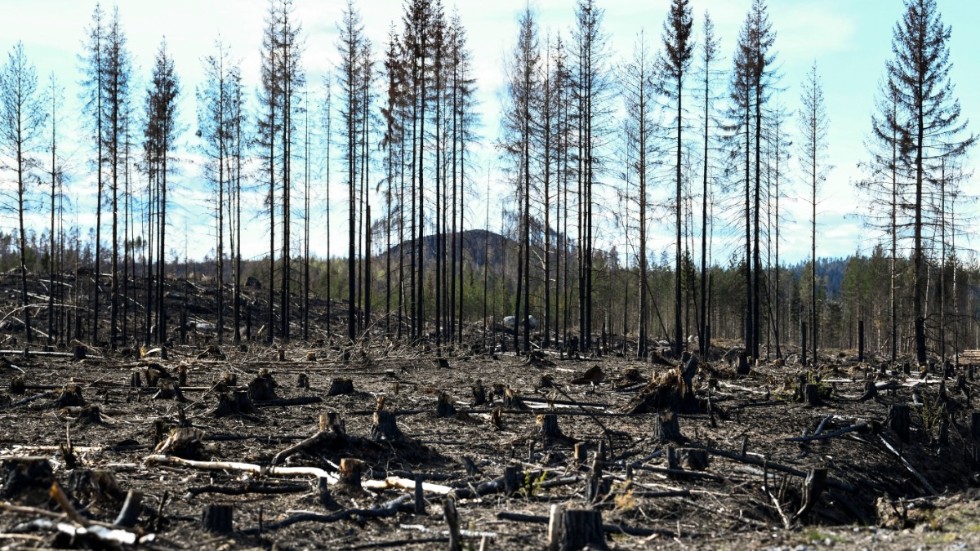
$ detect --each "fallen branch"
[877,435,938,495]
[693,445,855,492]
[144,454,453,495]
[785,422,872,443]
[144,454,339,484]
[186,482,309,498]
[238,494,411,535]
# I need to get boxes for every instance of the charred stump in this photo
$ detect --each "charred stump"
[859,380,877,402]
[67,469,124,508]
[201,503,234,533]
[371,410,404,443]
[9,375,25,395]
[735,351,750,375]
[547,505,607,551]
[327,378,355,396]
[153,379,186,402]
[444,497,462,551]
[536,413,572,447]
[793,468,828,522]
[72,405,105,426]
[502,465,522,497]
[0,457,54,505]
[55,383,85,408]
[436,392,457,418]
[247,369,278,401]
[211,391,257,417]
[678,448,710,471]
[471,380,487,406]
[335,458,365,495]
[154,427,206,459]
[655,411,686,445]
[803,383,822,407]
[888,404,911,443]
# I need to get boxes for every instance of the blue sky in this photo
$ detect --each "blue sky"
[0,0,977,265]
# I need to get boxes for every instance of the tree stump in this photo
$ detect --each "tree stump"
[793,467,828,521]
[72,344,87,361]
[212,371,238,392]
[972,412,980,441]
[547,505,607,551]
[444,497,462,551]
[201,503,233,533]
[0,457,54,505]
[247,369,277,400]
[502,466,522,497]
[573,442,588,467]
[655,411,686,444]
[73,405,104,426]
[859,380,877,401]
[320,412,346,435]
[490,407,503,430]
[503,387,528,410]
[336,458,365,495]
[154,427,205,459]
[436,392,457,418]
[55,383,85,408]
[735,351,750,375]
[678,448,710,471]
[212,391,256,417]
[130,371,142,388]
[371,410,404,442]
[471,380,487,406]
[68,469,123,507]
[9,375,25,395]
[585,458,608,503]
[153,379,186,402]
[536,414,567,443]
[327,378,355,396]
[296,373,310,388]
[889,404,911,443]
[666,446,678,470]
[803,383,822,407]
[144,365,168,387]
[414,476,426,515]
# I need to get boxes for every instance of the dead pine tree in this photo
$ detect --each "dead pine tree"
[0,42,46,345]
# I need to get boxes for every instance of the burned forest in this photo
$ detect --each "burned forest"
[2,0,980,549]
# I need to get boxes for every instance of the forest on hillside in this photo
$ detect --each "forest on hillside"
[0,0,974,364]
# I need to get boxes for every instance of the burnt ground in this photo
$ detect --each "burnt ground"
[1,279,980,549]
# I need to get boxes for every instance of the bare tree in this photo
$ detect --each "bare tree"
[798,62,828,366]
[501,5,539,354]
[658,0,694,357]
[80,3,107,344]
[621,31,656,359]
[0,42,46,344]
[143,39,179,345]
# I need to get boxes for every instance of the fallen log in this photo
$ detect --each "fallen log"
[692,445,855,492]
[238,494,412,535]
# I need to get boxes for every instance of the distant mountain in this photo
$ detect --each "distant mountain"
[382,229,518,270]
